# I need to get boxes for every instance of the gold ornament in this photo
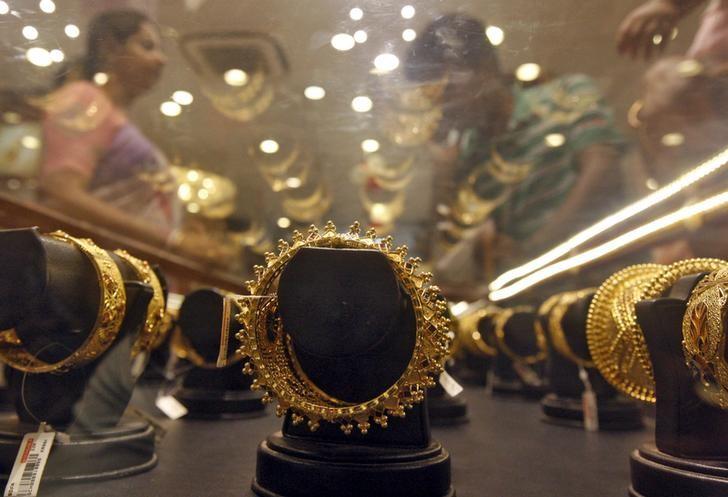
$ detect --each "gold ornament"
[493,306,547,365]
[546,289,596,368]
[234,221,452,435]
[454,302,501,358]
[0,231,126,373]
[682,266,728,409]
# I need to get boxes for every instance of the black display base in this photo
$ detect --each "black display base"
[540,393,644,431]
[629,443,728,497]
[428,394,469,427]
[252,431,454,497]
[0,415,156,483]
[174,387,266,420]
[491,377,546,400]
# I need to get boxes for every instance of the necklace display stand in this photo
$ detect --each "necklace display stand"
[251,247,454,497]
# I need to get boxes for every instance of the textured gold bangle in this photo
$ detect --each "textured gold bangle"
[235,221,451,435]
[493,306,547,365]
[457,304,501,358]
[587,264,664,402]
[682,266,728,409]
[113,249,166,357]
[0,231,126,373]
[547,289,596,368]
[619,258,726,401]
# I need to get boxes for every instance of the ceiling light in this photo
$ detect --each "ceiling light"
[21,135,40,149]
[361,139,380,153]
[64,24,80,38]
[187,202,200,214]
[172,90,194,105]
[661,132,685,147]
[515,63,541,82]
[285,177,302,189]
[277,217,291,229]
[646,178,659,191]
[160,101,182,117]
[197,188,209,200]
[93,72,109,86]
[652,34,663,45]
[351,95,373,112]
[202,178,215,189]
[38,0,55,13]
[304,86,326,100]
[186,170,200,181]
[401,5,415,19]
[373,53,399,73]
[22,26,39,41]
[0,2,8,15]
[402,29,416,42]
[49,49,64,63]
[25,47,52,67]
[259,139,279,154]
[177,184,192,201]
[544,133,565,147]
[349,7,363,20]
[224,68,248,86]
[354,30,368,43]
[331,33,356,51]
[489,146,728,292]
[486,25,505,46]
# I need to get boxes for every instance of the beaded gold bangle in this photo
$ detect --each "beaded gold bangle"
[113,249,167,357]
[682,266,728,409]
[234,221,452,435]
[493,306,547,365]
[0,231,126,373]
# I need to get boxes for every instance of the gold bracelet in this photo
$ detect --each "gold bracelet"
[619,259,726,401]
[113,249,167,357]
[0,231,126,373]
[235,221,451,435]
[547,289,596,368]
[493,306,547,365]
[456,303,501,358]
[682,266,728,409]
[586,264,664,402]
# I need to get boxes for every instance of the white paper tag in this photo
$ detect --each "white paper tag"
[155,395,188,420]
[513,362,543,387]
[4,431,55,497]
[582,391,599,432]
[439,371,464,398]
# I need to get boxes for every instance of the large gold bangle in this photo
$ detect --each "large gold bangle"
[235,221,451,435]
[547,289,596,369]
[113,249,167,356]
[493,306,547,365]
[0,231,126,373]
[682,266,728,409]
[587,264,664,402]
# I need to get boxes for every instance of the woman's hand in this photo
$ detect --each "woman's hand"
[617,0,684,59]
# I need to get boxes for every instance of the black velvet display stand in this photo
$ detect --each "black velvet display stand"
[630,273,728,497]
[491,310,548,399]
[174,288,265,419]
[540,293,643,430]
[252,247,454,497]
[449,313,495,387]
[428,375,468,427]
[0,228,157,483]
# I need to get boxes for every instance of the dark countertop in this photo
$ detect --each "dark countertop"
[40,386,651,497]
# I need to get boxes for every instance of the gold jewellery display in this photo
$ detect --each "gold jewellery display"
[113,249,168,356]
[682,266,728,409]
[455,302,500,358]
[587,259,726,402]
[0,231,126,373]
[544,289,596,368]
[234,221,452,435]
[493,306,547,365]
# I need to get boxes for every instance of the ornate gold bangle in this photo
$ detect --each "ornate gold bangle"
[547,289,596,369]
[235,221,451,435]
[587,264,664,402]
[493,306,547,365]
[0,231,126,373]
[113,249,167,357]
[682,266,728,409]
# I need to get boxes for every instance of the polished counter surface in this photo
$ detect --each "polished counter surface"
[42,386,650,497]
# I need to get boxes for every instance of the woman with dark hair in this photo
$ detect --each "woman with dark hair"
[40,9,217,260]
[407,14,625,293]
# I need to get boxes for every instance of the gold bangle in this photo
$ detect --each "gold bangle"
[493,306,547,365]
[113,249,167,357]
[0,231,126,373]
[456,304,501,358]
[547,289,596,368]
[682,266,728,409]
[235,221,452,435]
[586,264,664,402]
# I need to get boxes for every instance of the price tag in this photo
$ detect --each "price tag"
[4,428,55,497]
[155,395,188,420]
[439,371,464,398]
[579,366,599,432]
